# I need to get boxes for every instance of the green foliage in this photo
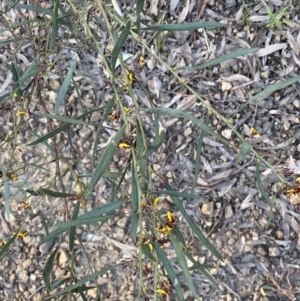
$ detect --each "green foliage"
[0,1,295,300]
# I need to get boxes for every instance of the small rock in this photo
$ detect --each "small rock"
[184,127,192,137]
[283,121,290,131]
[39,239,54,254]
[225,0,236,7]
[79,126,93,138]
[18,270,29,282]
[87,288,97,298]
[224,205,233,219]
[22,259,32,269]
[174,31,190,45]
[222,129,232,139]
[55,267,66,278]
[289,194,300,204]
[201,202,214,215]
[117,217,128,228]
[221,81,232,91]
[18,282,27,292]
[268,246,280,257]
[276,230,283,239]
[4,288,12,298]
[257,246,267,256]
[293,99,300,108]
[59,250,69,265]
[228,238,235,245]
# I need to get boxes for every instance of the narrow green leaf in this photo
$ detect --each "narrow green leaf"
[169,235,200,299]
[39,188,76,198]
[27,129,54,153]
[136,0,145,35]
[85,125,126,197]
[45,266,117,299]
[27,106,104,146]
[0,165,10,218]
[11,61,21,100]
[236,140,250,164]
[238,75,300,112]
[49,0,59,50]
[26,189,42,196]
[0,39,20,47]
[111,21,131,71]
[50,277,70,290]
[74,199,126,220]
[40,212,49,235]
[171,225,186,247]
[131,160,139,240]
[20,55,39,82]
[143,21,226,32]
[143,131,166,159]
[256,163,274,227]
[39,228,66,246]
[92,96,115,168]
[69,201,80,251]
[152,107,230,146]
[165,184,223,261]
[43,246,59,291]
[55,59,76,114]
[0,93,11,103]
[141,244,156,262]
[0,233,18,261]
[34,112,89,125]
[136,124,147,180]
[180,48,260,70]
[153,242,185,301]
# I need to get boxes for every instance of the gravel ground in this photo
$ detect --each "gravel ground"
[1,0,300,300]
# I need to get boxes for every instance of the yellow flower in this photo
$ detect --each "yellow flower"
[154,197,160,206]
[14,231,28,240]
[124,107,131,114]
[128,72,134,84]
[166,211,175,224]
[139,56,145,66]
[7,173,18,181]
[21,202,31,209]
[118,142,131,149]
[156,288,168,296]
[250,127,260,137]
[17,111,26,117]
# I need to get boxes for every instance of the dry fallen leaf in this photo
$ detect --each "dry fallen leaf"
[178,0,190,23]
[170,0,180,13]
[287,29,300,55]
[149,0,159,15]
[256,43,287,57]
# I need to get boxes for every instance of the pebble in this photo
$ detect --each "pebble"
[224,205,233,219]
[18,270,29,283]
[268,246,281,257]
[22,259,32,269]
[222,129,232,139]
[59,250,69,265]
[18,282,27,293]
[39,239,54,254]
[116,217,128,228]
[184,127,192,137]
[221,81,232,91]
[201,202,214,215]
